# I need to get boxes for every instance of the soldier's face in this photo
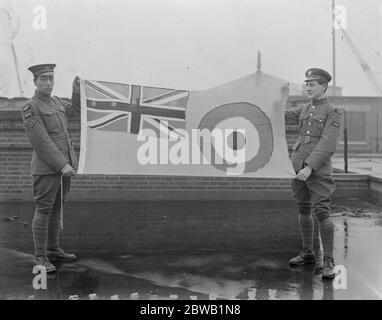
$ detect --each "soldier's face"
[34,74,54,95]
[305,81,325,100]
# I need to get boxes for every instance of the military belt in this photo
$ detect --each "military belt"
[300,135,320,144]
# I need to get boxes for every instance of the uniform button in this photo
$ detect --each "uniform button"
[308,122,312,125]
[312,106,315,109]
[310,113,313,116]
[307,131,310,134]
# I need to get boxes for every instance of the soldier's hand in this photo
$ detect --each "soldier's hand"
[296,166,312,181]
[61,164,75,177]
[73,76,81,93]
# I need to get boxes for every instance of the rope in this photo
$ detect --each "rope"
[60,174,64,231]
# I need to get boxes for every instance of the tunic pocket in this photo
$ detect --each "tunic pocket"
[298,114,308,132]
[313,115,325,129]
[41,110,63,133]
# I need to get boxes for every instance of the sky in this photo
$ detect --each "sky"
[1,0,382,98]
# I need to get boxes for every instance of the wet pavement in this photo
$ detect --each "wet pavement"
[0,198,381,300]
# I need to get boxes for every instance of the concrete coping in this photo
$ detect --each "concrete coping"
[370,175,382,183]
[333,173,370,180]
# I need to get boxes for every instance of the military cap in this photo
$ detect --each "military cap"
[28,64,56,78]
[304,68,332,83]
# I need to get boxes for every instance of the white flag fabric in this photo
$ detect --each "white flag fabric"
[78,72,294,177]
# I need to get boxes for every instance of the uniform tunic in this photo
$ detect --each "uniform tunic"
[285,97,343,220]
[21,90,80,175]
[21,90,80,215]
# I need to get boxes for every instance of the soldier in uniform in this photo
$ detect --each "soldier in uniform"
[285,68,343,279]
[21,64,81,272]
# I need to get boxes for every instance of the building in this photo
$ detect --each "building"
[287,95,382,154]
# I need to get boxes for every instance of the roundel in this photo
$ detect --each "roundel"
[197,102,274,174]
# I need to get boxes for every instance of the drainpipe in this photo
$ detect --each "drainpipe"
[342,108,348,173]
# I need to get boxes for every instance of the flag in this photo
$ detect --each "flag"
[83,80,187,138]
[78,72,295,177]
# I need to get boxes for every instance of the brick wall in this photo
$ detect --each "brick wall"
[0,98,372,201]
[370,176,382,206]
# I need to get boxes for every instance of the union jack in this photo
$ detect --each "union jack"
[83,80,188,139]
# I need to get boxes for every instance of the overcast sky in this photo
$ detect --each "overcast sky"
[1,0,382,97]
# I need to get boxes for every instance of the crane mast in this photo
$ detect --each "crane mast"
[338,26,382,96]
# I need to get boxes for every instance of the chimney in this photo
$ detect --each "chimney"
[257,50,262,73]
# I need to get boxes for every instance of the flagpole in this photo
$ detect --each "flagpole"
[11,42,24,97]
[332,0,336,92]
